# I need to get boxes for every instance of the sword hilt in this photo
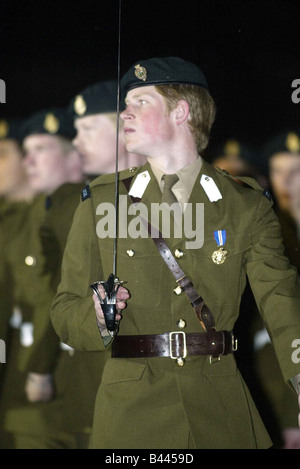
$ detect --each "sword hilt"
[90,274,124,332]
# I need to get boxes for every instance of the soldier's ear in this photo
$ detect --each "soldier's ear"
[173,99,190,126]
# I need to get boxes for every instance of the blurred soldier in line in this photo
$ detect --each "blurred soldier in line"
[71,81,145,175]
[40,81,146,449]
[211,138,268,188]
[0,118,36,384]
[0,108,84,449]
[252,130,300,449]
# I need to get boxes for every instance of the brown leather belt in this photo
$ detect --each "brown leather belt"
[111,330,236,359]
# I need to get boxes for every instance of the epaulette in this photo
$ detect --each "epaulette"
[90,166,141,189]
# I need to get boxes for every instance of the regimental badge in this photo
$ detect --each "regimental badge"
[212,230,227,265]
[0,119,9,138]
[285,132,300,153]
[134,64,147,82]
[43,113,59,134]
[224,139,240,158]
[74,95,87,116]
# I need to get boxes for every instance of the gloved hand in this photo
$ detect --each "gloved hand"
[25,372,54,403]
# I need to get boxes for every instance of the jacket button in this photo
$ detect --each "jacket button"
[173,286,182,295]
[176,319,186,329]
[175,357,185,366]
[25,255,36,266]
[126,249,135,257]
[174,249,184,259]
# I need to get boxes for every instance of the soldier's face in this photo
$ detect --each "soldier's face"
[269,152,300,212]
[23,134,70,194]
[73,114,118,175]
[121,86,175,158]
[0,139,26,197]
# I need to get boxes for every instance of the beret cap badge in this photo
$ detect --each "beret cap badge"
[43,113,60,134]
[74,95,87,116]
[224,140,240,158]
[134,64,147,82]
[285,132,300,153]
[0,120,9,138]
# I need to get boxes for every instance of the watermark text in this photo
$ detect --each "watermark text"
[291,338,300,364]
[291,79,300,104]
[95,196,205,249]
[0,339,6,363]
[0,79,6,103]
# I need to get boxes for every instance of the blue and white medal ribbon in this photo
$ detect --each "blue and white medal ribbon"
[212,230,227,264]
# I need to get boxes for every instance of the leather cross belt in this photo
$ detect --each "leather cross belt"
[111,330,236,359]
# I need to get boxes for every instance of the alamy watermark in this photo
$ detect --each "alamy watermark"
[0,79,6,103]
[95,196,204,249]
[291,79,300,104]
[291,339,300,364]
[0,339,6,363]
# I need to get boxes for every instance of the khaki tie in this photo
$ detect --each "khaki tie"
[161,174,179,205]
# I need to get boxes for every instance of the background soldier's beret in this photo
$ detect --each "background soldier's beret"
[121,56,208,98]
[214,138,261,167]
[21,108,76,140]
[0,117,23,142]
[69,80,118,120]
[263,130,300,163]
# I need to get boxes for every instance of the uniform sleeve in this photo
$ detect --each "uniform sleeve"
[16,198,61,374]
[245,193,300,385]
[50,195,106,352]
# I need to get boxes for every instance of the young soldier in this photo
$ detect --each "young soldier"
[51,57,300,449]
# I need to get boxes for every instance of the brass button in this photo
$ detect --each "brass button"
[173,285,182,295]
[129,167,136,173]
[176,319,186,329]
[175,357,185,367]
[174,249,184,259]
[126,249,135,257]
[25,255,36,266]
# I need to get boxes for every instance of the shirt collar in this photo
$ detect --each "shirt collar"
[150,156,202,199]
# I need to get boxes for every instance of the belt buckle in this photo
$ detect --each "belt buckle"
[169,331,187,360]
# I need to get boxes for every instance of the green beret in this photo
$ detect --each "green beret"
[216,139,261,166]
[0,118,23,142]
[263,130,300,163]
[21,108,76,141]
[121,56,208,98]
[69,80,118,120]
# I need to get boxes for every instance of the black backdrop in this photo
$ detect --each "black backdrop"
[1,0,300,150]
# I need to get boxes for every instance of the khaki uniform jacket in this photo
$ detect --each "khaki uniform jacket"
[51,160,300,449]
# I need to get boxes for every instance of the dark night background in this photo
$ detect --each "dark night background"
[0,0,300,153]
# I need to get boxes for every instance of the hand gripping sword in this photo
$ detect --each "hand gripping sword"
[90,0,125,333]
